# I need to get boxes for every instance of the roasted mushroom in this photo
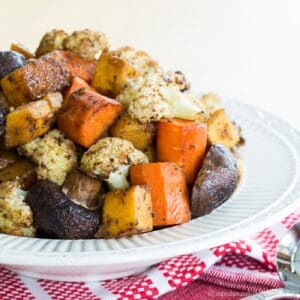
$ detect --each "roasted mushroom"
[62,168,102,210]
[0,51,26,80]
[26,180,101,239]
[191,144,238,217]
[0,91,8,137]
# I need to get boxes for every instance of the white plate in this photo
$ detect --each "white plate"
[0,98,299,282]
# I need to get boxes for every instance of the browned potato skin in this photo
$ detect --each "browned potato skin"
[0,150,19,169]
[0,159,37,190]
[0,51,70,107]
[207,109,240,149]
[62,168,102,210]
[109,113,156,151]
[191,144,238,217]
[92,52,139,98]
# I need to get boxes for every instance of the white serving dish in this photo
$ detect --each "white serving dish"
[0,98,299,282]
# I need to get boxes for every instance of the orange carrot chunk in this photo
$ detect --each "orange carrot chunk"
[156,118,207,184]
[57,89,123,148]
[130,162,191,226]
[58,50,96,83]
[64,76,95,100]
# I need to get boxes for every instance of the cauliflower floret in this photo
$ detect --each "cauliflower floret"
[117,71,204,123]
[18,137,41,158]
[20,130,77,185]
[0,181,36,237]
[200,93,222,119]
[166,70,190,91]
[35,29,69,57]
[111,46,158,75]
[64,29,109,60]
[81,137,148,190]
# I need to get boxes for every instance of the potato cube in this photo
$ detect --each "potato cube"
[99,185,153,238]
[109,113,156,151]
[207,109,241,148]
[5,100,54,148]
[92,52,139,98]
[1,51,70,107]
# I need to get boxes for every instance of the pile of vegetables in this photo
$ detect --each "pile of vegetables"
[0,29,243,239]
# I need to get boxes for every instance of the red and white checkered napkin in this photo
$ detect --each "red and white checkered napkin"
[1,210,300,300]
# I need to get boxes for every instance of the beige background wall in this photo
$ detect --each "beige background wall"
[0,0,299,129]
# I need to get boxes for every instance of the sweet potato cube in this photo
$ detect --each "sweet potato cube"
[130,162,191,226]
[99,185,153,238]
[92,52,139,98]
[5,100,54,148]
[156,119,207,184]
[64,76,95,100]
[58,50,96,83]
[0,51,70,107]
[57,89,123,147]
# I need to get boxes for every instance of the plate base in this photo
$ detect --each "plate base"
[5,265,149,282]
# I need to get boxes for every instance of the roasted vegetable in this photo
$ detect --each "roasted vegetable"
[63,29,109,60]
[62,168,102,210]
[64,75,95,99]
[130,162,191,226]
[26,180,101,239]
[117,71,204,123]
[57,88,123,148]
[191,144,238,217]
[0,91,9,110]
[98,185,153,238]
[19,130,77,186]
[201,93,222,119]
[1,51,70,107]
[111,46,158,75]
[157,118,207,184]
[207,109,241,148]
[0,92,8,137]
[167,70,190,91]
[109,113,156,151]
[58,50,96,83]
[0,181,36,237]
[0,51,26,80]
[0,159,37,190]
[0,150,19,169]
[143,146,156,162]
[10,43,34,59]
[81,137,148,190]
[5,100,54,148]
[41,92,63,113]
[92,51,139,98]
[35,29,69,57]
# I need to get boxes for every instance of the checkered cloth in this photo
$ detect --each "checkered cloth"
[1,210,299,300]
